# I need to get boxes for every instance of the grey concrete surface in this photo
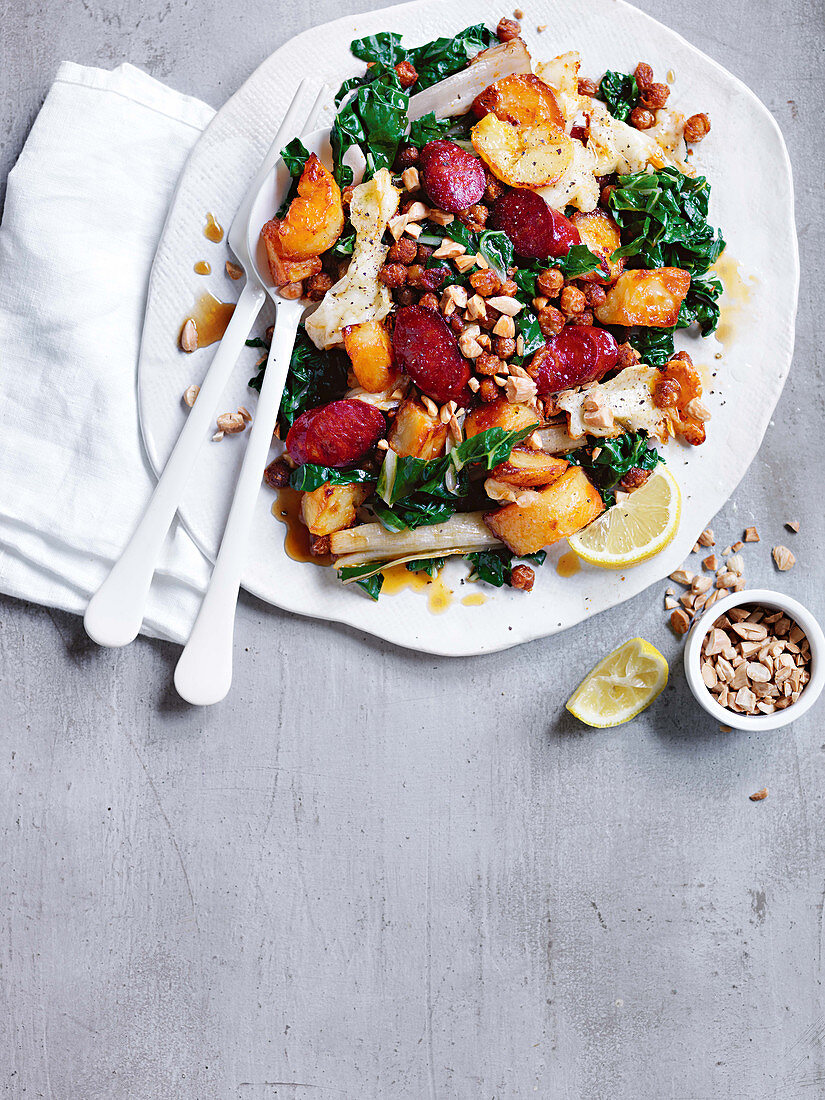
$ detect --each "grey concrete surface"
[1,1,824,1097]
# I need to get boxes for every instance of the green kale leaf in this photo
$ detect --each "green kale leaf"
[597,71,639,122]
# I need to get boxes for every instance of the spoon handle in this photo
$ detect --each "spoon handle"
[173,305,300,705]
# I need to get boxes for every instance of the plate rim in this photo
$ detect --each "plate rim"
[137,0,800,657]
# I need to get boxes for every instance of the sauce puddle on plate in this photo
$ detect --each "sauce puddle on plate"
[180,291,235,349]
[193,260,211,275]
[382,563,453,613]
[556,549,581,577]
[711,252,756,351]
[272,490,330,565]
[203,212,224,243]
[461,592,487,607]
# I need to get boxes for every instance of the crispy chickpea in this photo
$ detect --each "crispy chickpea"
[308,534,331,558]
[654,377,680,409]
[263,457,292,489]
[499,278,518,297]
[577,77,599,97]
[469,269,502,298]
[341,185,356,209]
[634,62,654,91]
[616,342,641,370]
[496,16,521,41]
[670,349,694,367]
[394,60,418,88]
[476,352,504,376]
[510,565,535,591]
[394,145,419,170]
[478,378,500,402]
[600,184,615,208]
[559,285,587,315]
[405,263,425,287]
[395,287,416,306]
[684,112,711,143]
[418,291,439,312]
[457,204,489,232]
[304,273,334,301]
[538,305,565,338]
[630,106,656,130]
[416,243,434,262]
[379,263,407,288]
[568,309,595,326]
[495,336,517,359]
[448,313,465,334]
[536,268,564,297]
[484,170,506,204]
[583,283,607,309]
[388,238,418,264]
[641,82,670,109]
[618,467,652,492]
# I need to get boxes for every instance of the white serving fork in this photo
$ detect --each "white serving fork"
[84,80,325,665]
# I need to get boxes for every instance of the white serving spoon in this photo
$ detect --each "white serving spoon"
[83,80,321,649]
[173,121,336,705]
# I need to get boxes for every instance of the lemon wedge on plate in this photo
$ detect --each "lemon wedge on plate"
[566,638,669,727]
[567,465,681,569]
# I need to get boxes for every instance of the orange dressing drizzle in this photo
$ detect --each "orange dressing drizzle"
[711,252,756,351]
[203,212,224,242]
[271,491,330,566]
[193,260,211,275]
[556,549,581,577]
[180,291,235,349]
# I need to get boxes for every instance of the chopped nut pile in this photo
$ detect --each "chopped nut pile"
[699,604,811,716]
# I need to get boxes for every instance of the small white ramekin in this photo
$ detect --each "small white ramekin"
[683,588,825,731]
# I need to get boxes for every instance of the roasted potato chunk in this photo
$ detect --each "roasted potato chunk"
[594,268,691,328]
[484,466,604,556]
[471,114,573,188]
[570,210,624,285]
[387,398,448,459]
[300,482,370,536]
[464,397,540,439]
[261,154,344,286]
[491,447,569,487]
[343,320,399,393]
[472,73,565,128]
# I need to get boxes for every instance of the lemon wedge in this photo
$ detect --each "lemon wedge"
[566,638,669,727]
[567,465,681,569]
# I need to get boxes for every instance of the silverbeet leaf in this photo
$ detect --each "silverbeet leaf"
[289,465,375,492]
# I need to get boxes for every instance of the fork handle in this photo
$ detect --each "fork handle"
[84,280,266,647]
[173,309,300,705]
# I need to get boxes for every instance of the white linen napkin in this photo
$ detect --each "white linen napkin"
[0,62,217,642]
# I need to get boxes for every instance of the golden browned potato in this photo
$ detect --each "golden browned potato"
[387,398,448,459]
[300,482,370,536]
[472,74,565,128]
[464,398,540,439]
[261,154,344,286]
[343,320,399,393]
[471,114,573,188]
[490,447,569,487]
[594,268,691,328]
[570,210,624,285]
[484,466,604,555]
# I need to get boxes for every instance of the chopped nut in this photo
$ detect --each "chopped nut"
[180,318,198,353]
[679,593,695,610]
[670,608,691,635]
[685,398,711,422]
[716,571,737,588]
[225,260,244,280]
[785,520,800,533]
[486,295,524,316]
[664,596,678,610]
[702,554,718,572]
[492,314,516,338]
[217,412,246,434]
[692,575,712,594]
[458,330,483,359]
[697,528,715,547]
[212,430,225,442]
[726,554,744,575]
[669,569,695,585]
[401,166,420,192]
[428,209,454,227]
[701,662,718,689]
[504,375,538,405]
[743,526,760,542]
[735,686,757,712]
[746,662,771,683]
[238,405,252,423]
[466,293,488,320]
[182,384,200,407]
[433,238,467,259]
[749,788,768,801]
[421,395,439,417]
[732,541,744,552]
[468,376,481,393]
[772,545,795,571]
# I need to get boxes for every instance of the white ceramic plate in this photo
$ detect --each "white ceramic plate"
[137,0,798,656]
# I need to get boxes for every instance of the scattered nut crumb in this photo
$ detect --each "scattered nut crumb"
[182,385,199,407]
[514,7,524,17]
[697,528,715,547]
[669,569,695,585]
[664,596,678,610]
[212,430,225,442]
[719,725,732,733]
[749,788,768,802]
[702,554,718,572]
[785,520,800,533]
[732,541,744,552]
[238,405,252,423]
[744,526,760,542]
[216,412,246,434]
[772,545,795,571]
[225,261,244,280]
[670,608,691,635]
[180,318,198,352]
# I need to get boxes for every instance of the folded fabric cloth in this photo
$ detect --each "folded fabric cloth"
[0,62,217,642]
